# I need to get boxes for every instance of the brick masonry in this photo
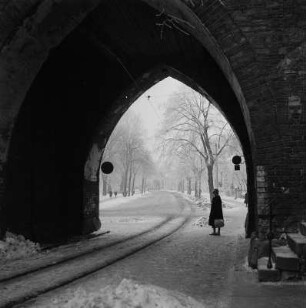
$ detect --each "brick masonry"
[83,179,101,235]
[189,0,306,238]
[0,0,305,241]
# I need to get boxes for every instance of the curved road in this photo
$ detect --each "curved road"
[98,191,189,239]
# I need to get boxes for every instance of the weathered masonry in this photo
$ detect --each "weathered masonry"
[0,0,305,242]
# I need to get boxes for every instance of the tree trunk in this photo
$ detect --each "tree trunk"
[141,177,146,194]
[207,164,214,201]
[194,178,198,198]
[198,172,202,198]
[128,164,133,196]
[102,174,107,196]
[132,173,136,194]
[141,177,144,194]
[123,166,129,196]
[120,175,124,193]
[187,177,191,195]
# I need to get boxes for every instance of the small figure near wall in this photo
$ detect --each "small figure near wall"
[244,192,248,207]
[208,189,224,236]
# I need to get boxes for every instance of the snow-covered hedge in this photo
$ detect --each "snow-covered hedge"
[0,232,40,262]
[183,194,211,209]
[193,216,208,227]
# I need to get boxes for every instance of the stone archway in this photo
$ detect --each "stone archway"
[0,0,264,241]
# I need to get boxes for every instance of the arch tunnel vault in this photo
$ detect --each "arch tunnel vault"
[2,0,305,242]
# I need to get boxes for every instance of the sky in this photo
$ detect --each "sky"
[118,76,238,159]
[127,77,186,145]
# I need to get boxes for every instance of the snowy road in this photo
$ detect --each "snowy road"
[100,191,185,218]
[97,191,190,240]
[16,191,249,308]
[1,191,191,307]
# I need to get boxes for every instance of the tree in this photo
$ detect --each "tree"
[101,110,157,197]
[100,124,123,196]
[161,89,234,200]
[170,142,205,198]
[135,148,156,194]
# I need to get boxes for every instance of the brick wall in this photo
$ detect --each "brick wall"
[233,0,306,236]
[83,180,101,235]
[0,0,102,240]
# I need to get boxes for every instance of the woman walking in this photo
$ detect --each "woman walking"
[208,188,224,236]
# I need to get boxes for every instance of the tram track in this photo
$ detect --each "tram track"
[0,194,192,308]
[0,217,169,283]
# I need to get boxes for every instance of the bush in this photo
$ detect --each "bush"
[0,232,40,262]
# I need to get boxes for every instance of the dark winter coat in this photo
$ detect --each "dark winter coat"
[208,195,224,227]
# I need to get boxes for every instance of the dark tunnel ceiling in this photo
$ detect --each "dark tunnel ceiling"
[48,0,251,156]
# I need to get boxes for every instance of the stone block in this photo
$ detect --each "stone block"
[256,181,268,188]
[257,257,281,282]
[256,170,266,177]
[281,270,301,281]
[287,233,306,258]
[248,237,284,268]
[256,176,266,182]
[256,166,266,171]
[299,222,306,236]
[273,246,300,271]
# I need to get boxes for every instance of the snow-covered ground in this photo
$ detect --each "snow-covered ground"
[99,192,151,209]
[25,190,248,308]
[0,191,243,264]
[169,190,244,208]
[49,278,204,308]
[0,192,155,262]
[1,191,246,308]
[3,191,305,308]
[100,190,244,211]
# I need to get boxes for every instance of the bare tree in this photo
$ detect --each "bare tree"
[101,111,157,197]
[101,124,124,196]
[117,114,145,196]
[138,149,157,194]
[171,142,205,198]
[161,90,234,200]
[157,142,192,194]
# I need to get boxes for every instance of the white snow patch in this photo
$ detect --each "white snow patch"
[179,192,236,210]
[193,216,208,227]
[242,257,257,273]
[0,232,40,263]
[193,216,231,228]
[178,193,210,210]
[48,279,205,308]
